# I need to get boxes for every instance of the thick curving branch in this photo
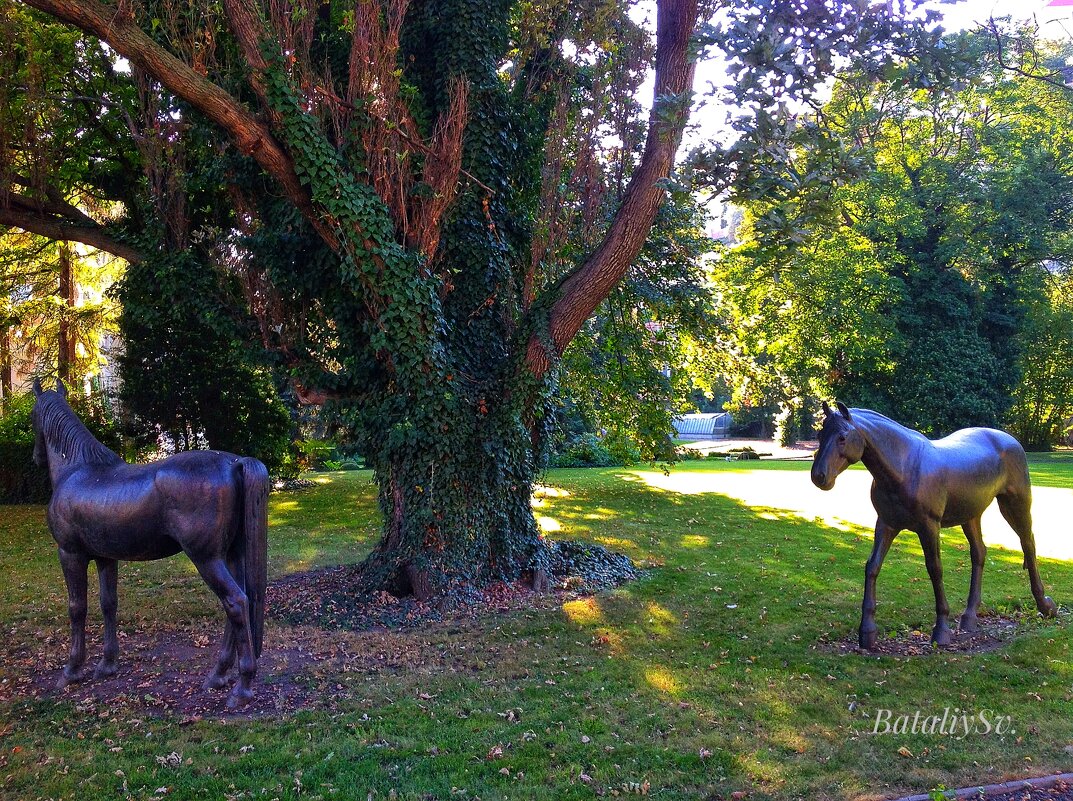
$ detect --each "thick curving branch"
[525,0,698,377]
[0,197,143,263]
[19,0,336,249]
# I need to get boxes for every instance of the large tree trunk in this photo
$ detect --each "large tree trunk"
[357,378,548,600]
[21,0,699,599]
[57,242,76,383]
[0,329,11,399]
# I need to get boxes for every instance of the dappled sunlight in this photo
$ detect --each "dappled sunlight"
[562,597,604,626]
[533,484,571,499]
[645,601,678,625]
[582,507,617,521]
[643,665,684,697]
[593,535,637,552]
[680,534,711,548]
[537,515,561,533]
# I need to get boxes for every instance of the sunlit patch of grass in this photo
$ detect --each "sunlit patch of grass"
[562,597,603,625]
[536,514,561,532]
[643,665,684,696]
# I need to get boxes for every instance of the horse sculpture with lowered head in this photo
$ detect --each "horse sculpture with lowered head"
[812,401,1056,650]
[31,379,268,708]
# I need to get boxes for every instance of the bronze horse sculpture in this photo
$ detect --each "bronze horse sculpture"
[31,380,269,708]
[812,401,1056,650]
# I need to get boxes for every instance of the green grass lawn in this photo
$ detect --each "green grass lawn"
[1,459,1072,800]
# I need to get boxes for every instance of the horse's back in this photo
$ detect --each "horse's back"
[932,427,1028,483]
[48,450,247,561]
[925,427,1029,525]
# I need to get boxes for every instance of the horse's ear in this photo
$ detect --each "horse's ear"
[56,379,68,399]
[821,400,832,417]
[32,378,43,397]
[836,401,852,421]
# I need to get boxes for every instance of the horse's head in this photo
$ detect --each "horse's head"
[812,401,865,491]
[30,378,68,468]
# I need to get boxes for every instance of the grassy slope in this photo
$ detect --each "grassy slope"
[1,457,1071,800]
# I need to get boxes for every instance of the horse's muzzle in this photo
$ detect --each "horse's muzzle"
[811,468,834,490]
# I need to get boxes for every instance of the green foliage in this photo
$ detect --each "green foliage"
[548,433,618,468]
[10,0,958,595]
[561,195,716,462]
[715,30,1073,436]
[117,250,292,474]
[1007,265,1073,450]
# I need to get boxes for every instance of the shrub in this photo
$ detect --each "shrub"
[549,433,617,468]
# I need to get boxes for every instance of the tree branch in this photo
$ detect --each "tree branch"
[0,203,143,263]
[525,0,698,376]
[20,0,337,249]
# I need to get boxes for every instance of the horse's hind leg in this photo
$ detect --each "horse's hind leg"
[56,548,90,689]
[997,492,1057,617]
[94,558,119,679]
[916,523,953,646]
[203,555,242,691]
[194,558,256,708]
[959,517,985,633]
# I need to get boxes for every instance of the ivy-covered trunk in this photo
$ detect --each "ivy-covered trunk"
[360,385,550,599]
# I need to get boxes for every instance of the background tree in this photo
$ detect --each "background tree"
[713,27,1073,438]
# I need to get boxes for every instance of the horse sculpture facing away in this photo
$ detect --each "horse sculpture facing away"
[31,380,268,708]
[812,401,1056,650]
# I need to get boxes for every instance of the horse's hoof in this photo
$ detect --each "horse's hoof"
[859,627,878,650]
[56,668,86,689]
[226,687,254,710]
[931,625,953,647]
[1040,596,1058,618]
[93,661,118,680]
[203,673,230,691]
[958,613,979,633]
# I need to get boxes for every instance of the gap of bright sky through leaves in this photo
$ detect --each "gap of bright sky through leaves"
[644,0,1073,152]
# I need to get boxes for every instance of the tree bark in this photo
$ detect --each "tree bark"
[525,0,698,377]
[57,242,76,383]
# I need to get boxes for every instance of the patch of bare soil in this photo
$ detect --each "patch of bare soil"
[2,550,639,719]
[268,540,641,631]
[987,777,1073,801]
[822,614,1026,657]
[4,624,333,719]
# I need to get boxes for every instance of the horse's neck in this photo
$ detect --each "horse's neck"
[855,413,922,490]
[46,441,83,486]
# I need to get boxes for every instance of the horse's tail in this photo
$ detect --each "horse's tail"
[239,457,269,658]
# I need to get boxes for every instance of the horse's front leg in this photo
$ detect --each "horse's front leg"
[194,558,257,708]
[860,521,899,650]
[94,558,119,679]
[959,518,985,633]
[916,523,952,646]
[56,548,90,689]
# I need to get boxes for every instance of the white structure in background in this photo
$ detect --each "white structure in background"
[673,412,732,441]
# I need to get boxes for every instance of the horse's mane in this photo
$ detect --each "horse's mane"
[850,408,930,442]
[37,395,123,466]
